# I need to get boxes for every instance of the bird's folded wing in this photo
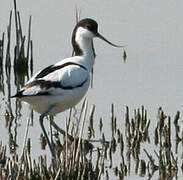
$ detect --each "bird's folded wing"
[16,64,89,97]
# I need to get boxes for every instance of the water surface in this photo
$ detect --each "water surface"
[1,0,183,179]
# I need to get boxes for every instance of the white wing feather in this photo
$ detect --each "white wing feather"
[21,64,89,96]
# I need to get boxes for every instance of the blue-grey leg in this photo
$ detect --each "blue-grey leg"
[50,118,74,141]
[39,105,56,157]
[49,115,55,151]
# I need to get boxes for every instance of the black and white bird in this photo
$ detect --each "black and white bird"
[12,18,122,157]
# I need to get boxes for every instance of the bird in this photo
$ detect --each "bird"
[12,18,123,157]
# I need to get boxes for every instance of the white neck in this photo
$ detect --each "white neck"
[74,27,95,72]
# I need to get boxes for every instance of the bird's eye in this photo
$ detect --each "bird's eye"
[85,23,97,34]
[86,24,92,30]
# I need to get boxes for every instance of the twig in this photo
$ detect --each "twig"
[20,111,31,159]
[75,99,88,162]
[13,0,20,59]
[5,11,12,67]
[27,16,32,60]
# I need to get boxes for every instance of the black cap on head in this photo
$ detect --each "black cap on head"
[76,18,98,35]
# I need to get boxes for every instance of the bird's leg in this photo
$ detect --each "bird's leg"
[39,105,56,157]
[49,116,55,153]
[50,118,74,141]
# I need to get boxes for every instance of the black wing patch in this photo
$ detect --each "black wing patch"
[35,62,87,79]
[12,78,88,97]
[35,65,54,79]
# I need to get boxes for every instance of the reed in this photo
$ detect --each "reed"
[0,0,33,76]
[1,104,183,179]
